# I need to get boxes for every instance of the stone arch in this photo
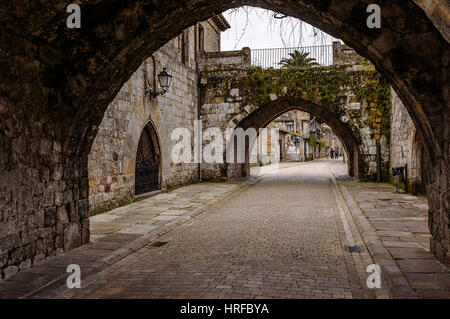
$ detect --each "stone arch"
[229,98,361,179]
[134,120,162,196]
[410,130,428,195]
[0,1,448,268]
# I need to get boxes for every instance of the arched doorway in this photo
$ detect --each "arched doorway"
[230,98,361,180]
[135,122,161,196]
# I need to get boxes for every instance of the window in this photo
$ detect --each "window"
[198,24,204,51]
[180,31,189,65]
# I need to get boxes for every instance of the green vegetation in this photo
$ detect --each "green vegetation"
[279,50,319,68]
[204,65,392,182]
[319,141,325,151]
[309,134,317,147]
[238,66,391,142]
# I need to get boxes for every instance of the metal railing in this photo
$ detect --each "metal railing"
[251,45,333,69]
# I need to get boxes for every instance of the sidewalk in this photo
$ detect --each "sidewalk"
[0,181,247,298]
[329,162,450,298]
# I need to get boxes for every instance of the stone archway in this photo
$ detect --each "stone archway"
[0,1,448,269]
[135,121,161,196]
[230,98,361,179]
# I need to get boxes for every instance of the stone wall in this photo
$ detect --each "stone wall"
[390,88,427,194]
[88,19,225,214]
[332,42,371,66]
[88,44,198,214]
[198,48,390,180]
[0,99,90,280]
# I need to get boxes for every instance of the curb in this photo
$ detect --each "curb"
[329,169,385,299]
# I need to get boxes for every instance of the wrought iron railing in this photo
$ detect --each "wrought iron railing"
[251,45,333,69]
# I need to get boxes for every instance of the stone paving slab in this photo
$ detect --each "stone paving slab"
[329,162,450,299]
[88,182,238,241]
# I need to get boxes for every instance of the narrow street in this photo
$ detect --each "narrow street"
[1,160,449,299]
[2,1,450,307]
[59,160,373,298]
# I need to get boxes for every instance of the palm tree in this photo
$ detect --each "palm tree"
[279,50,319,68]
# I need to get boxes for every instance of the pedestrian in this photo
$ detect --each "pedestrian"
[330,148,334,159]
[335,148,339,159]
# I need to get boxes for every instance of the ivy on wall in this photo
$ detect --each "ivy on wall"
[309,134,317,147]
[213,65,393,141]
[202,65,392,181]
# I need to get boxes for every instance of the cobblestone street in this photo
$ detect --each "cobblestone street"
[2,0,450,306]
[1,160,448,299]
[59,160,374,298]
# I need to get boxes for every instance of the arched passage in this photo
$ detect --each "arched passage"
[229,98,361,179]
[0,1,448,267]
[135,121,161,196]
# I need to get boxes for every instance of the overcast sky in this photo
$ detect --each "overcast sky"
[221,7,340,51]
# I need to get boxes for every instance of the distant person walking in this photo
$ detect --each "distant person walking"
[330,148,334,159]
[335,148,339,159]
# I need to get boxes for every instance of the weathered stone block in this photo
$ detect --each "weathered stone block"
[0,252,7,269]
[18,259,31,271]
[32,211,45,228]
[44,206,57,227]
[81,219,90,245]
[3,265,18,279]
[63,222,81,251]
[78,199,89,220]
[32,253,45,266]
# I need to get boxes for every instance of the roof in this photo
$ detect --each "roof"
[212,14,231,32]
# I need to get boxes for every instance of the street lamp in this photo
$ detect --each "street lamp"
[340,114,349,123]
[146,68,173,98]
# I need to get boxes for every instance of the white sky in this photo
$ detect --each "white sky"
[221,7,341,51]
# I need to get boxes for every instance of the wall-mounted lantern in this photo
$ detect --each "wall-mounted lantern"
[340,114,350,123]
[199,75,208,87]
[146,68,173,98]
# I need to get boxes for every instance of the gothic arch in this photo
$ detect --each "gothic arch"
[134,120,162,195]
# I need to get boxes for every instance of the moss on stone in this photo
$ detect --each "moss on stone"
[206,66,392,143]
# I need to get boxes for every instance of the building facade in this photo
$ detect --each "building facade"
[250,110,344,164]
[88,16,230,214]
[88,23,427,216]
[390,89,428,195]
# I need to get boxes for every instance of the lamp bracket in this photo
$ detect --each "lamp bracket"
[145,80,166,98]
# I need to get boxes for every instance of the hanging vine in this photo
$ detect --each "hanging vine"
[223,65,393,141]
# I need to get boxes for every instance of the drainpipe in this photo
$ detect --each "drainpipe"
[195,24,202,182]
[404,163,408,193]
